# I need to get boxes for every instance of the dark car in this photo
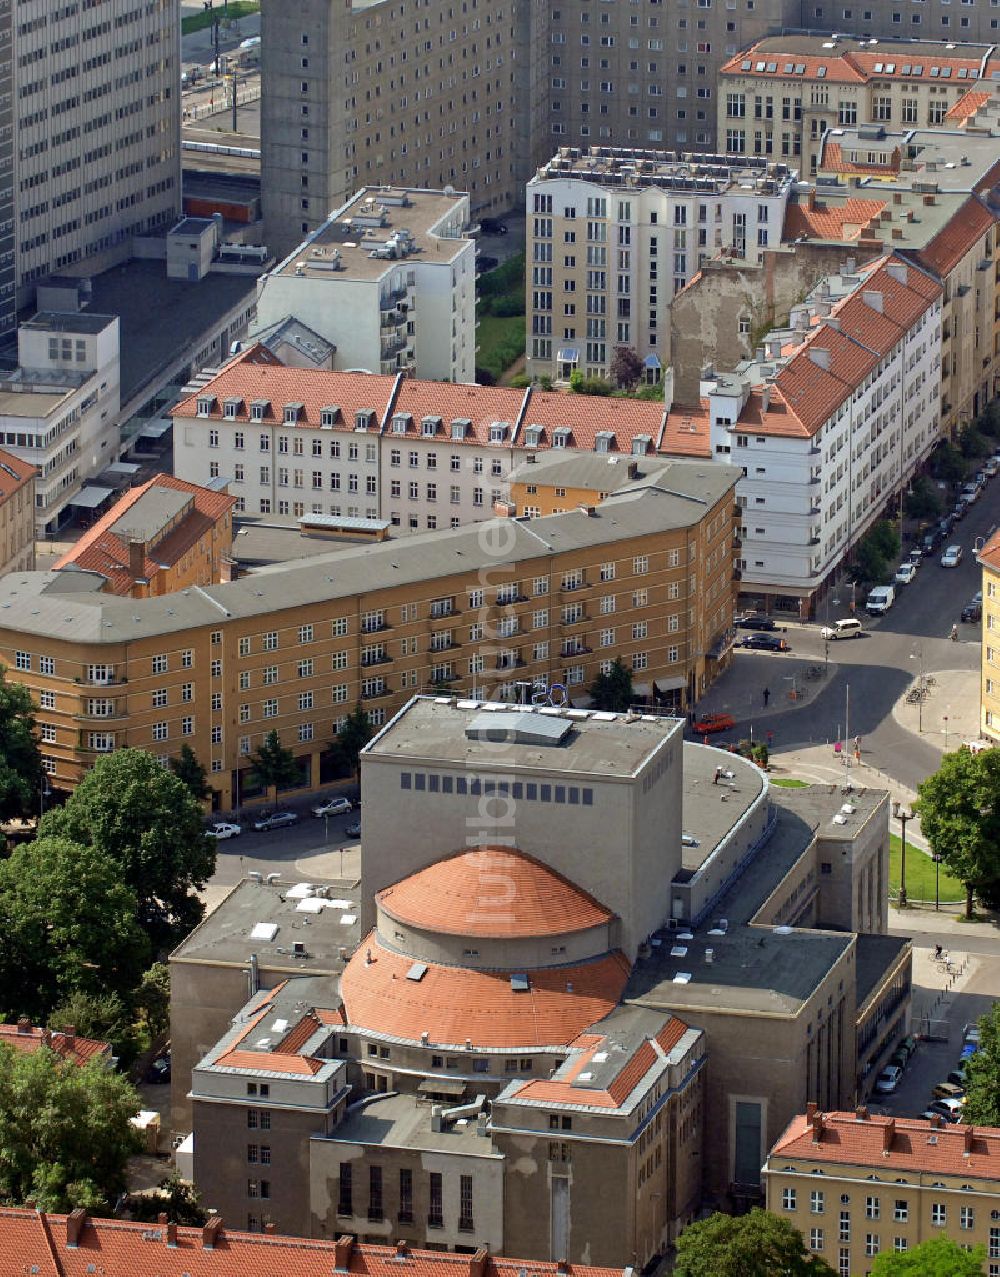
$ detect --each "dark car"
[252,810,299,832]
[479,217,508,234]
[961,600,982,623]
[736,614,777,631]
[146,1053,171,1084]
[345,820,361,838]
[739,633,789,652]
[475,255,499,274]
[952,502,967,522]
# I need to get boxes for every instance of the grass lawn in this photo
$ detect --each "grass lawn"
[770,778,809,788]
[181,1,259,35]
[889,833,963,903]
[476,314,524,382]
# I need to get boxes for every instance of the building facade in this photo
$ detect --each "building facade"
[524,148,795,384]
[9,0,181,335]
[0,448,35,576]
[718,36,1000,175]
[978,530,1000,744]
[765,1108,1000,1276]
[254,188,477,383]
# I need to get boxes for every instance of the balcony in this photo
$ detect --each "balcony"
[495,655,526,670]
[361,684,390,700]
[561,644,592,658]
[360,652,392,667]
[75,672,127,687]
[559,612,587,627]
[429,638,460,653]
[496,591,529,605]
[381,335,406,357]
[360,620,390,634]
[75,705,127,722]
[561,579,587,592]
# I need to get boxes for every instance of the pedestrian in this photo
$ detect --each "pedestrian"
[766,729,773,747]
[854,735,861,754]
[714,766,723,785]
[934,944,943,960]
[763,686,770,707]
[951,623,959,641]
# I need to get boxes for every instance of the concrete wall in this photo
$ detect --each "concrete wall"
[816,797,891,935]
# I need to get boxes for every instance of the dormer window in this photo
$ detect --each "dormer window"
[525,425,543,447]
[355,410,373,431]
[632,435,650,455]
[250,399,269,422]
[594,430,614,454]
[451,418,471,441]
[283,402,304,424]
[320,406,340,428]
[223,397,241,419]
[196,396,214,417]
[392,413,410,435]
[489,422,507,444]
[422,415,441,437]
[553,427,571,449]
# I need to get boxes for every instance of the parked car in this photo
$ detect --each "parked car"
[932,1081,966,1100]
[890,1048,909,1070]
[963,1022,981,1045]
[986,457,1000,478]
[941,545,963,568]
[908,547,923,565]
[960,1043,979,1063]
[479,217,508,234]
[938,514,956,536]
[475,255,499,274]
[926,1097,964,1122]
[961,600,982,623]
[898,1034,918,1060]
[739,633,789,651]
[313,796,353,818]
[875,1065,903,1094]
[865,585,895,615]
[952,503,967,523]
[146,1053,171,1083]
[947,1068,969,1088]
[894,562,918,586]
[345,820,362,838]
[252,810,299,832]
[692,712,736,734]
[920,532,939,555]
[820,618,864,641]
[206,821,242,840]
[736,614,777,631]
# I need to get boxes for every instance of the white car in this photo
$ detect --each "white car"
[313,796,353,818]
[820,617,863,641]
[875,1065,903,1094]
[206,821,242,840]
[941,545,963,568]
[894,562,918,586]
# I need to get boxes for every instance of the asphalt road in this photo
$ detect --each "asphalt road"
[207,796,361,889]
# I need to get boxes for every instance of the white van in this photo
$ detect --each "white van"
[865,585,895,615]
[820,617,863,640]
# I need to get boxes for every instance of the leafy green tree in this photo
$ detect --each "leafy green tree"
[39,749,215,947]
[958,425,990,461]
[870,1237,986,1276]
[588,657,634,712]
[0,836,149,1019]
[124,1173,206,1225]
[931,440,967,487]
[48,990,139,1068]
[168,743,211,802]
[916,747,1000,918]
[959,1002,1000,1126]
[674,1208,835,1277]
[0,668,42,821]
[0,1042,141,1211]
[903,475,942,521]
[335,705,374,779]
[248,729,301,800]
[133,962,171,1042]
[610,345,644,390]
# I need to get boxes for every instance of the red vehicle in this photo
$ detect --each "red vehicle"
[692,712,736,734]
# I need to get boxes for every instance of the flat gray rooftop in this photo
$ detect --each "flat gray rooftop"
[745,33,996,59]
[774,782,887,848]
[678,745,765,879]
[171,877,363,972]
[111,487,191,543]
[230,517,376,566]
[366,695,682,779]
[22,311,116,335]
[320,1091,501,1157]
[856,933,912,1009]
[509,451,647,494]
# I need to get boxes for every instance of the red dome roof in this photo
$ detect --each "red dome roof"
[377,846,613,939]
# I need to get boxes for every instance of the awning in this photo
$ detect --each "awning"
[138,419,172,440]
[102,461,141,477]
[556,347,580,363]
[644,353,662,369]
[70,485,114,509]
[417,1077,466,1097]
[654,675,687,692]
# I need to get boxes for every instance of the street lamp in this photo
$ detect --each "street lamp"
[892,801,912,909]
[909,648,924,733]
[932,852,943,912]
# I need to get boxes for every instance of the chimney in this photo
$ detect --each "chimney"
[264,1222,278,1234]
[202,1217,224,1249]
[931,1115,944,1129]
[965,1125,976,1154]
[806,1101,817,1121]
[768,337,783,359]
[892,229,903,241]
[855,1105,869,1121]
[62,1025,76,1050]
[886,261,908,286]
[811,1111,824,1143]
[809,347,831,371]
[807,188,816,210]
[66,1208,87,1248]
[128,539,146,580]
[397,1241,410,1259]
[893,191,902,205]
[761,386,771,414]
[922,193,936,207]
[556,1263,570,1277]
[882,1119,895,1154]
[165,1221,178,1248]
[335,1235,354,1271]
[827,315,842,332]
[219,556,237,584]
[863,290,884,314]
[41,1029,52,1048]
[16,1017,31,1034]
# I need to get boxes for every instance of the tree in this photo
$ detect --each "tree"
[931,440,967,488]
[168,743,211,802]
[851,519,901,586]
[39,750,215,947]
[915,747,1000,918]
[124,1172,206,1225]
[48,990,139,1069]
[335,705,374,779]
[0,668,42,821]
[133,962,171,1042]
[674,1209,835,1277]
[870,1237,986,1276]
[959,1002,1000,1126]
[0,836,150,1020]
[610,345,644,390]
[588,657,634,712]
[903,475,942,522]
[248,729,301,800]
[0,1042,141,1211]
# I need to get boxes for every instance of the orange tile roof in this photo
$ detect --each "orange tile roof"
[945,89,991,122]
[390,382,528,447]
[520,391,666,455]
[820,142,901,177]
[719,45,866,84]
[341,933,631,1048]
[722,41,990,85]
[172,363,400,432]
[783,196,886,243]
[52,475,235,594]
[979,527,1000,572]
[0,449,36,502]
[0,1211,629,1277]
[0,1022,109,1067]
[772,324,878,435]
[214,1048,323,1075]
[770,1110,1000,1179]
[916,195,997,278]
[377,846,613,939]
[660,402,712,458]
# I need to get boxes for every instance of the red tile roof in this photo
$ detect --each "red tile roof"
[520,391,666,455]
[172,364,400,431]
[722,41,991,85]
[0,449,36,502]
[341,933,631,1048]
[820,142,901,178]
[390,382,528,447]
[980,527,1000,572]
[0,1022,109,1067]
[770,1110,1000,1179]
[660,402,712,458]
[214,1048,323,1075]
[719,46,866,84]
[377,847,613,939]
[52,475,236,595]
[0,1211,629,1277]
[783,196,886,243]
[945,89,991,122]
[916,195,997,278]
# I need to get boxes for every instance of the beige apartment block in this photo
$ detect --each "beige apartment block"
[0,450,35,578]
[979,530,1000,744]
[765,1108,1000,1276]
[259,0,532,259]
[718,36,1000,174]
[525,148,795,384]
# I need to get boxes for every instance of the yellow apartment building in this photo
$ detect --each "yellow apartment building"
[765,1107,1000,1276]
[979,529,1000,743]
[0,466,739,803]
[0,448,35,578]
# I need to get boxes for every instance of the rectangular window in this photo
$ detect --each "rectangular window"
[428,1171,443,1228]
[399,1168,413,1222]
[459,1174,474,1232]
[338,1163,353,1215]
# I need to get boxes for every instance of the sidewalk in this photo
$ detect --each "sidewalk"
[891,666,980,752]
